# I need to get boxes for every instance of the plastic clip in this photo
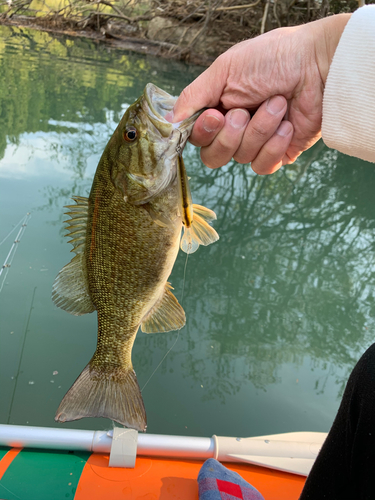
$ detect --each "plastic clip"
[109,428,138,468]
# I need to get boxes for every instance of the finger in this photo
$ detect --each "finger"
[282,133,322,165]
[189,109,225,148]
[200,108,250,169]
[233,95,287,164]
[282,151,299,165]
[280,100,323,164]
[251,121,293,175]
[171,54,230,122]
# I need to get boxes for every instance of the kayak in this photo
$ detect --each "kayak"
[0,448,305,500]
[0,425,327,500]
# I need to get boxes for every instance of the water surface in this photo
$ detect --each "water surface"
[1,25,375,438]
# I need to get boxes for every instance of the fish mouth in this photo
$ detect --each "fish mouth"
[144,83,203,136]
[145,83,176,121]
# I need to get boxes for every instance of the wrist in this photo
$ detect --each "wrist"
[312,13,351,85]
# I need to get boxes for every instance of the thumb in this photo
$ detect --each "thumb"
[171,58,229,122]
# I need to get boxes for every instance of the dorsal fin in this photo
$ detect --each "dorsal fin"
[52,196,95,316]
[141,283,185,333]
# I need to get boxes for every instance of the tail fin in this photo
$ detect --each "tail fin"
[55,363,146,431]
[180,204,219,254]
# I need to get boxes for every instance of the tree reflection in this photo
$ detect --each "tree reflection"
[37,122,375,403]
[162,143,375,399]
[2,24,375,409]
[0,24,201,160]
[121,142,375,406]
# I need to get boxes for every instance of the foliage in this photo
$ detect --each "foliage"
[1,0,374,62]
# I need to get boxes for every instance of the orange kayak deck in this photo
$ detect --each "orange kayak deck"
[0,447,305,500]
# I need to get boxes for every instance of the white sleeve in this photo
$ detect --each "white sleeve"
[322,5,375,163]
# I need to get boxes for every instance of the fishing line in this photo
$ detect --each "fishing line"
[0,482,21,500]
[7,286,37,424]
[0,213,28,247]
[141,252,189,393]
[141,136,192,392]
[0,213,31,293]
[180,251,189,304]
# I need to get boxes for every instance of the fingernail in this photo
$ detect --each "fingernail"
[266,96,285,115]
[276,121,293,137]
[229,109,249,129]
[203,115,221,133]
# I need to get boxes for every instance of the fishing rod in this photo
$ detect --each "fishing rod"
[0,212,31,291]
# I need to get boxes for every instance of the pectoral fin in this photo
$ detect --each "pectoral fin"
[141,284,186,333]
[142,203,176,228]
[52,196,95,316]
[180,204,219,254]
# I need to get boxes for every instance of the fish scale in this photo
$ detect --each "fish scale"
[52,83,219,431]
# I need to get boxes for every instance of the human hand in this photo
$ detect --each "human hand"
[170,14,350,174]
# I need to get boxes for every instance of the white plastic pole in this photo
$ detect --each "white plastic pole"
[0,424,327,475]
[0,424,214,458]
[0,425,111,453]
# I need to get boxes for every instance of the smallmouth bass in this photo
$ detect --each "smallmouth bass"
[52,84,219,431]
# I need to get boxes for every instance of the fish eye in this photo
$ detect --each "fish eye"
[124,127,137,142]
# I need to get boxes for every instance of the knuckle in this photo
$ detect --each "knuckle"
[284,154,299,165]
[233,142,258,164]
[189,136,200,147]
[179,85,193,104]
[215,51,231,71]
[215,136,235,154]
[251,159,278,175]
[233,152,253,164]
[261,146,278,161]
[201,149,227,169]
[251,122,268,140]
[283,147,302,164]
[250,161,265,175]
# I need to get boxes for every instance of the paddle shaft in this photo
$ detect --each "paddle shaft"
[0,424,327,475]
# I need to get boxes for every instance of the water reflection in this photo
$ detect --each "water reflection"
[1,25,375,436]
[181,145,375,393]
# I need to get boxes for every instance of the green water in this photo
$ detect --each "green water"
[1,26,375,439]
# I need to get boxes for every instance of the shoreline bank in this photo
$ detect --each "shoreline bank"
[0,0,362,66]
[0,15,215,67]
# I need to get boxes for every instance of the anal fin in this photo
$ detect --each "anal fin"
[141,284,186,334]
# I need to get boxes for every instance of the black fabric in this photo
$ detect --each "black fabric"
[300,343,375,499]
